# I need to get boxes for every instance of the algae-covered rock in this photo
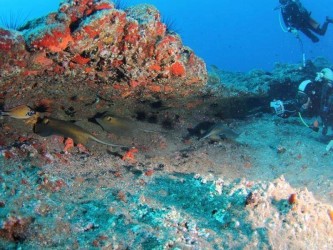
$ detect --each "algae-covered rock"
[0,0,207,100]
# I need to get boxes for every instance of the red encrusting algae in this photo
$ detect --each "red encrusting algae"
[170,61,186,77]
[0,0,207,99]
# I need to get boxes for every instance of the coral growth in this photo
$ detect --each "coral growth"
[0,0,207,99]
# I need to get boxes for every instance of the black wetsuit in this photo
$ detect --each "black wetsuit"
[281,0,331,42]
[320,83,333,134]
[279,80,322,118]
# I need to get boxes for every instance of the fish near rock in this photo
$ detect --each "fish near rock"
[95,114,137,136]
[200,122,241,141]
[0,105,36,119]
[34,117,126,148]
[95,113,162,136]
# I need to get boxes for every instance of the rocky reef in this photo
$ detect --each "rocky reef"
[1,2,333,248]
[203,57,333,119]
[0,0,207,101]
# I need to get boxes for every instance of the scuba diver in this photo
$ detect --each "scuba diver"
[278,0,333,43]
[270,68,333,135]
[318,68,333,135]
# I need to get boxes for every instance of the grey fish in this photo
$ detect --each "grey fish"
[34,117,126,147]
[95,114,137,136]
[200,122,240,140]
[95,113,162,136]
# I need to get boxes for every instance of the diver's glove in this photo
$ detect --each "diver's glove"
[292,30,299,37]
[288,28,299,38]
[315,72,324,82]
[287,27,297,33]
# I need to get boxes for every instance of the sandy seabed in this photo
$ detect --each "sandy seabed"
[1,99,333,249]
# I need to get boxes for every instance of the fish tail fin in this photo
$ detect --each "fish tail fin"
[91,135,127,148]
[199,134,209,140]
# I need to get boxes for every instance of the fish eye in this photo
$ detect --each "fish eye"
[106,116,112,121]
[43,118,50,124]
[27,110,36,116]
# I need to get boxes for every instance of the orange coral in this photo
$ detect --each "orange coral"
[148,85,162,92]
[71,54,91,65]
[288,193,297,205]
[149,64,161,71]
[32,52,54,67]
[328,209,333,223]
[84,67,93,73]
[170,62,186,77]
[122,148,138,163]
[64,138,74,152]
[93,2,113,11]
[22,70,39,76]
[32,28,73,52]
[155,21,166,37]
[83,26,100,38]
[124,22,140,43]
[164,86,174,92]
[129,80,140,88]
[53,65,65,74]
[145,169,154,176]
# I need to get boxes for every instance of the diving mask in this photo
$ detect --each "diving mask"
[296,91,309,106]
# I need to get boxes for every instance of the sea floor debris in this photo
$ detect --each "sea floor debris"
[1,107,333,248]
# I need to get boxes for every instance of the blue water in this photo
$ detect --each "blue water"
[1,0,333,72]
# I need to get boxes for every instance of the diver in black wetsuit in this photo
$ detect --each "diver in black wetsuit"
[270,68,333,135]
[279,0,333,42]
[318,69,333,135]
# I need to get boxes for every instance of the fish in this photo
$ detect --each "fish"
[95,114,137,136]
[0,105,36,119]
[199,122,240,141]
[33,117,126,147]
[95,113,162,136]
[184,121,215,141]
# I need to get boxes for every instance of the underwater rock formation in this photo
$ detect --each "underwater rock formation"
[0,0,207,99]
[203,58,332,119]
[206,58,332,99]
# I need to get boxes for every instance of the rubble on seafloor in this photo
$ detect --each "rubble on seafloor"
[1,155,333,249]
